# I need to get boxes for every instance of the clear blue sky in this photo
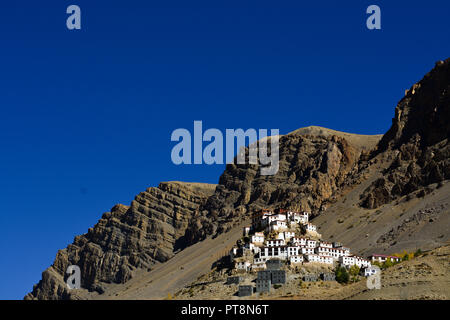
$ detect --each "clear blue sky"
[0,0,448,299]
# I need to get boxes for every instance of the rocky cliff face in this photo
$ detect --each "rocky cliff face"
[184,129,380,244]
[25,182,216,300]
[360,59,450,209]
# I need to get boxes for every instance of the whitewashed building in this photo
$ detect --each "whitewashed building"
[277,231,295,242]
[290,255,304,264]
[259,246,288,260]
[339,256,356,267]
[290,237,307,246]
[245,242,261,254]
[316,246,332,256]
[261,213,286,228]
[267,220,287,232]
[305,254,333,265]
[368,254,400,264]
[287,211,309,224]
[254,257,267,264]
[287,246,301,257]
[339,255,371,268]
[251,262,266,270]
[306,239,318,248]
[266,239,285,247]
[320,241,333,248]
[305,254,321,263]
[327,248,348,260]
[300,246,315,255]
[354,256,371,268]
[269,213,287,222]
[236,261,251,271]
[251,232,265,244]
[322,256,334,265]
[305,223,317,233]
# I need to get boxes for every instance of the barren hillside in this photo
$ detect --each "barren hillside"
[173,243,450,300]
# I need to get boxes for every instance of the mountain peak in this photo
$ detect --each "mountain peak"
[288,125,383,152]
[377,58,450,152]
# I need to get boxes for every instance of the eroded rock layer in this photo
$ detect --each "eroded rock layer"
[25,182,215,300]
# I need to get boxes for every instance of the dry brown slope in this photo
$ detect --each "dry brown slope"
[333,243,450,300]
[313,170,450,256]
[86,219,249,300]
[275,243,450,300]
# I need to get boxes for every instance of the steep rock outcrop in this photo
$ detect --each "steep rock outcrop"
[25,182,215,300]
[184,132,376,244]
[360,59,450,209]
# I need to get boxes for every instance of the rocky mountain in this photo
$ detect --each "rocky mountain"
[25,182,216,300]
[360,59,450,209]
[184,128,381,245]
[26,58,449,300]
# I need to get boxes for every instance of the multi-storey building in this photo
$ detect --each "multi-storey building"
[251,232,265,244]
[368,254,400,264]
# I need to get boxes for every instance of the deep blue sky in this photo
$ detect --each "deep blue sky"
[0,0,449,299]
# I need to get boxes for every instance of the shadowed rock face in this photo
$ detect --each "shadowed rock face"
[25,182,215,300]
[360,59,450,209]
[378,59,450,151]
